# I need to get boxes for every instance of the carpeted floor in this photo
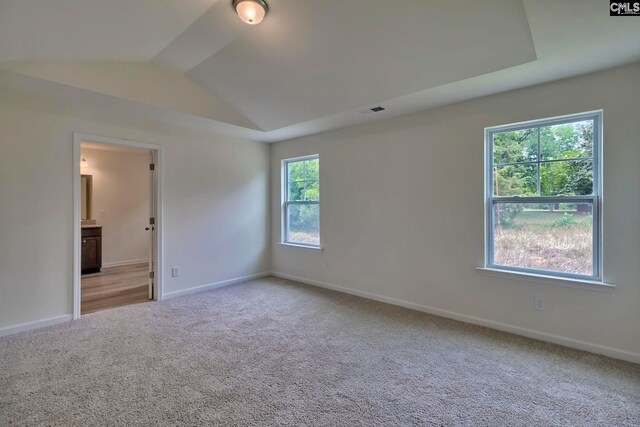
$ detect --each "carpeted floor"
[1,277,639,426]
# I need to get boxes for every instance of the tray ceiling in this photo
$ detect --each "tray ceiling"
[188,0,536,131]
[0,0,638,142]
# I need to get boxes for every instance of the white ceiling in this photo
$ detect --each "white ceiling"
[0,0,218,60]
[152,0,251,73]
[188,0,536,131]
[0,0,638,142]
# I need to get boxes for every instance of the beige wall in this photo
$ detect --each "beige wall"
[270,63,640,361]
[81,146,150,266]
[0,98,270,330]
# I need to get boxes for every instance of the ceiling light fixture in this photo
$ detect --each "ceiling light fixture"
[233,0,269,25]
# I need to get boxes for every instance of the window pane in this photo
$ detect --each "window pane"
[492,202,593,276]
[287,203,319,246]
[287,160,305,182]
[493,164,537,196]
[540,120,593,161]
[305,158,319,181]
[287,158,319,201]
[540,160,593,196]
[288,180,305,201]
[493,128,537,164]
[304,180,319,201]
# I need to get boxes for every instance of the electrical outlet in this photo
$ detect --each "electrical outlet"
[171,267,180,278]
[534,296,545,311]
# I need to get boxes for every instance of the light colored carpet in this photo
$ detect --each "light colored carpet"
[1,277,638,426]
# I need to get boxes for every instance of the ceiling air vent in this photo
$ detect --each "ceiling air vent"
[369,106,386,112]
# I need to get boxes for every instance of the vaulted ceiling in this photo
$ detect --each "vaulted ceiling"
[0,0,638,142]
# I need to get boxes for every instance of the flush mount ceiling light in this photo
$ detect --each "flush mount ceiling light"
[233,0,269,25]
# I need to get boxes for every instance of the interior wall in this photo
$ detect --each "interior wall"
[270,63,640,360]
[80,146,149,266]
[0,97,270,330]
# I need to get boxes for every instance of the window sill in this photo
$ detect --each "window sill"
[476,267,614,292]
[278,242,323,250]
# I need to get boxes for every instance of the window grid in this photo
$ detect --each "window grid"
[485,111,602,281]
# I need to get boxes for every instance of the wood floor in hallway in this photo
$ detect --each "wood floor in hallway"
[81,263,150,314]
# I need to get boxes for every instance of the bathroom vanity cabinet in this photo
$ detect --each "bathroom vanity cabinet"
[81,226,102,274]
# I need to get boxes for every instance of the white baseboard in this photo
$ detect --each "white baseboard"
[162,272,271,300]
[0,314,72,337]
[102,258,148,268]
[271,272,640,364]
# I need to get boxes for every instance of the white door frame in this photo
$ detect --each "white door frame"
[72,133,163,320]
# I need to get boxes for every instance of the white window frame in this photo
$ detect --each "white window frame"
[484,111,603,282]
[282,154,320,248]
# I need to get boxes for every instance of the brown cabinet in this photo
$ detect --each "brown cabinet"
[81,226,102,274]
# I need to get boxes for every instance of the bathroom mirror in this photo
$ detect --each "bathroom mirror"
[81,174,92,220]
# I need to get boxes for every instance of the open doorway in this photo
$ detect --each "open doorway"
[73,134,162,319]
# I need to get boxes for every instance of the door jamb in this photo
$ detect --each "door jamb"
[73,133,163,320]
